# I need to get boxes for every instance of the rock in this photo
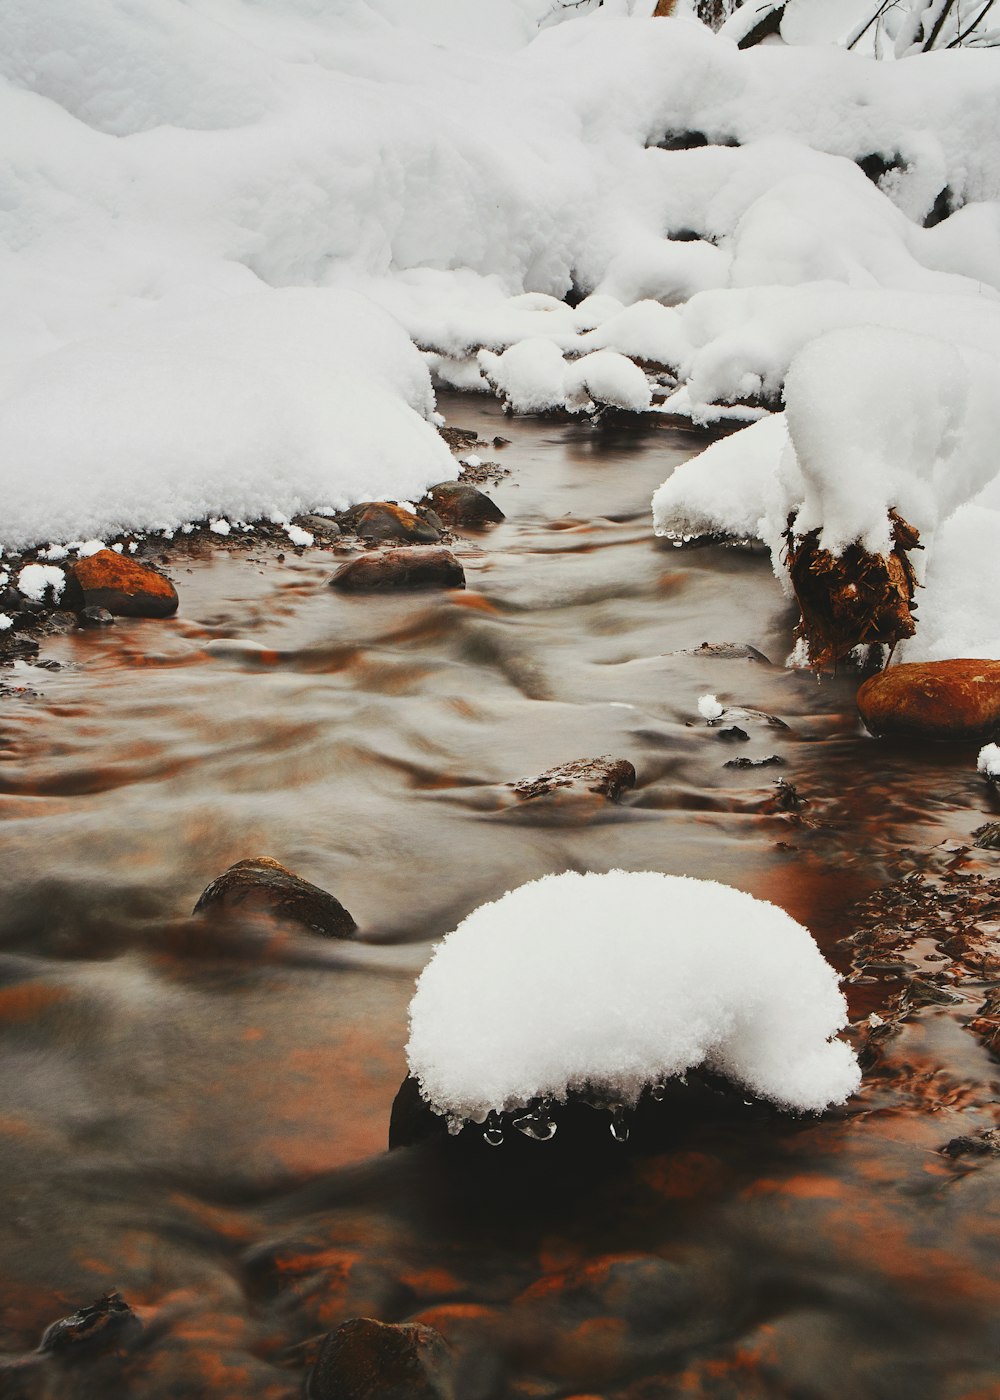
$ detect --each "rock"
[686,641,771,664]
[422,482,505,528]
[941,1128,1000,1158]
[295,514,342,542]
[306,1318,454,1400]
[857,660,1000,741]
[62,550,178,619]
[715,726,749,743]
[330,549,465,593]
[973,822,1000,851]
[439,425,479,451]
[351,502,441,544]
[193,856,357,939]
[724,754,784,769]
[512,756,636,802]
[40,1292,142,1359]
[78,606,115,628]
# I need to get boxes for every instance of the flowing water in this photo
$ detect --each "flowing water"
[0,393,998,1399]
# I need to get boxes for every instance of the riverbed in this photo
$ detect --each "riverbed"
[0,392,998,1399]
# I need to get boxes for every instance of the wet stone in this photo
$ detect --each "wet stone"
[40,1291,142,1359]
[306,1317,454,1400]
[941,1128,1000,1158]
[687,642,771,664]
[715,726,749,743]
[724,754,784,770]
[62,549,178,618]
[193,856,357,939]
[512,756,636,802]
[422,481,505,528]
[351,502,441,544]
[294,514,343,542]
[330,548,465,593]
[857,659,1000,742]
[78,606,115,628]
[972,822,1000,851]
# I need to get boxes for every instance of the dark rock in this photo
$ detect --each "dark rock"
[62,550,178,618]
[389,1075,444,1150]
[15,598,46,616]
[193,856,357,939]
[765,779,806,814]
[724,754,784,769]
[306,1317,454,1400]
[903,977,962,1009]
[422,481,505,528]
[330,548,465,593]
[924,186,956,229]
[1,635,39,663]
[40,1292,142,1359]
[655,129,739,151]
[295,514,343,542]
[351,502,441,544]
[0,586,20,612]
[439,425,479,451]
[512,756,636,802]
[973,822,1000,851]
[78,606,115,628]
[858,659,1000,742]
[941,1128,1000,1158]
[715,726,749,743]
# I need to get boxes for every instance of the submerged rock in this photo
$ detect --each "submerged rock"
[351,502,441,544]
[306,1317,454,1400]
[973,822,1000,851]
[857,659,1000,741]
[941,1128,1000,1158]
[512,756,636,802]
[40,1292,142,1359]
[422,481,505,528]
[77,605,115,628]
[330,548,465,592]
[62,549,178,618]
[684,641,771,663]
[193,856,357,939]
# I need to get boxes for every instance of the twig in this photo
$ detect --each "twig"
[948,0,997,44]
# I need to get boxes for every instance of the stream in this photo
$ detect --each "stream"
[0,391,998,1399]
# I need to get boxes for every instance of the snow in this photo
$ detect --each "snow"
[1,0,1000,665]
[407,870,860,1126]
[17,564,65,603]
[0,615,12,632]
[698,693,725,721]
[978,744,1000,781]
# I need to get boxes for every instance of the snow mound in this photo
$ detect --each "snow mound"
[406,870,860,1126]
[978,744,1000,782]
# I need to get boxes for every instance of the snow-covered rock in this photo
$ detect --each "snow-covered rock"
[406,869,860,1128]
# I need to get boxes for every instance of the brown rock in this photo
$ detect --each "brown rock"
[40,1291,142,1359]
[352,502,441,544]
[857,659,1000,741]
[422,482,505,528]
[513,756,636,802]
[306,1318,454,1400]
[330,548,465,592]
[193,856,357,939]
[294,514,342,542]
[62,550,178,618]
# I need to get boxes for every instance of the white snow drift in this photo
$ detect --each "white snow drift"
[406,870,860,1125]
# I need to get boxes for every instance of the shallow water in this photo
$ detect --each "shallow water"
[1,394,998,1398]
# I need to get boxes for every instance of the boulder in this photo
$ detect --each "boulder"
[330,549,465,593]
[857,659,1000,741]
[352,502,441,544]
[422,482,504,528]
[62,550,178,618]
[306,1318,454,1400]
[193,856,357,939]
[512,756,636,802]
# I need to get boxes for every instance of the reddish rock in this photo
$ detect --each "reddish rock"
[857,659,1000,741]
[62,550,178,618]
[330,548,465,592]
[352,502,441,544]
[422,482,505,528]
[193,856,357,939]
[306,1317,454,1400]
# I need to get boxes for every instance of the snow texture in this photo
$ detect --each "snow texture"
[17,564,65,603]
[406,870,861,1124]
[978,744,1000,781]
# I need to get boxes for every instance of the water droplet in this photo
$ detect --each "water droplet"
[610,1109,630,1144]
[650,1082,666,1102]
[483,1112,504,1148]
[513,1111,557,1142]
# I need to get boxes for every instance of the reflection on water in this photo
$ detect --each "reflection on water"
[0,394,998,1397]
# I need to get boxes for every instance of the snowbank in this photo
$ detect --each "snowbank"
[407,870,860,1126]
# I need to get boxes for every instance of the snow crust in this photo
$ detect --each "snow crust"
[406,870,861,1124]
